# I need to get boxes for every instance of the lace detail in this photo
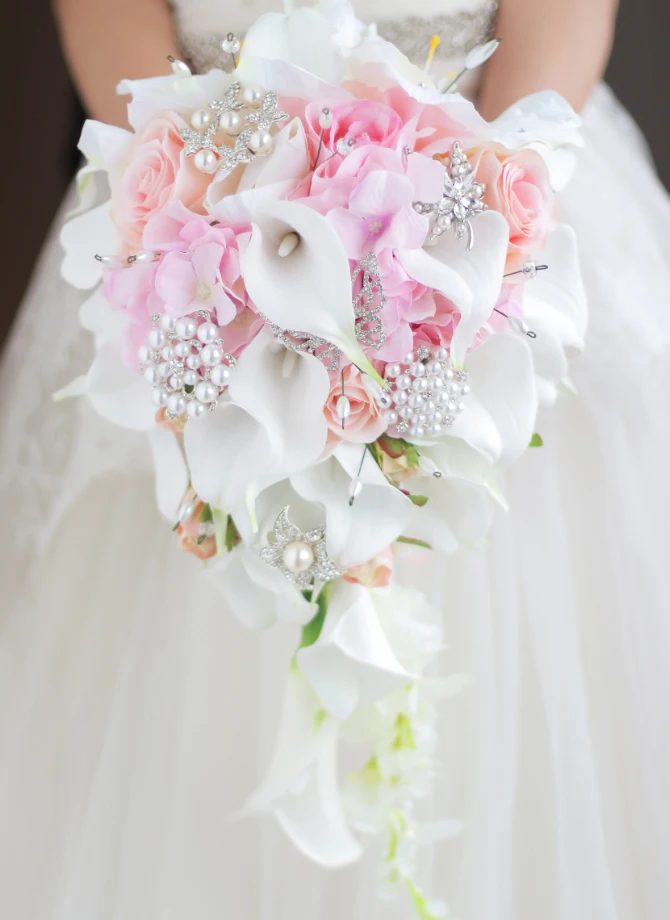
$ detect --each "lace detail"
[179,4,498,74]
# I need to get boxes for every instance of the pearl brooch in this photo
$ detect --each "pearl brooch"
[138,310,235,422]
[179,82,288,175]
[257,507,342,589]
[382,345,470,439]
[413,141,487,250]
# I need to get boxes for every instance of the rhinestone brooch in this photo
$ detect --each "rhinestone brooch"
[257,507,342,589]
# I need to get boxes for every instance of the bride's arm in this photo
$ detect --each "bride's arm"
[52,0,181,126]
[478,0,618,120]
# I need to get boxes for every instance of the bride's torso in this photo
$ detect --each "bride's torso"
[174,0,498,76]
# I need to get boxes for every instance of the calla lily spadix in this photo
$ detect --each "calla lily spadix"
[240,200,386,386]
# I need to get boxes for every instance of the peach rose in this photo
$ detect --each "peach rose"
[343,546,394,588]
[176,494,217,561]
[470,144,555,270]
[324,365,388,446]
[111,112,211,252]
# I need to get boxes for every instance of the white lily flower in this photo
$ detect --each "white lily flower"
[397,210,509,368]
[297,581,413,719]
[291,441,414,569]
[244,666,363,867]
[522,225,588,404]
[240,200,384,384]
[78,287,127,348]
[184,328,331,513]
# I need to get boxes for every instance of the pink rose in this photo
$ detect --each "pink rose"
[111,112,211,252]
[324,365,388,447]
[470,145,555,270]
[343,546,394,588]
[302,99,403,161]
[176,495,217,561]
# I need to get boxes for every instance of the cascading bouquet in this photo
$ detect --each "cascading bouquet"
[59,1,586,914]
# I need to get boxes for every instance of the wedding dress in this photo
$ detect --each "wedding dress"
[1,1,669,918]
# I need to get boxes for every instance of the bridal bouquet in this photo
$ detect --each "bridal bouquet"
[59,1,586,914]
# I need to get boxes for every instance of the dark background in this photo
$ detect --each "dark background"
[2,0,668,349]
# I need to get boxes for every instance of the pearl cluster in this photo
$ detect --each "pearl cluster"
[413,141,486,249]
[180,82,288,176]
[379,344,470,439]
[138,310,235,421]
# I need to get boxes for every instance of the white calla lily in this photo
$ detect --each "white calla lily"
[244,667,363,867]
[79,287,128,347]
[240,7,343,84]
[450,332,538,469]
[117,69,230,132]
[148,427,189,522]
[208,118,310,222]
[398,210,509,368]
[184,328,330,513]
[83,337,156,431]
[60,203,118,290]
[78,119,133,178]
[291,441,414,569]
[297,581,413,719]
[403,473,493,555]
[241,200,385,384]
[207,545,316,629]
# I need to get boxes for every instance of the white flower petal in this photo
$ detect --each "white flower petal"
[79,287,128,346]
[291,442,414,569]
[240,201,385,384]
[207,546,315,629]
[404,474,493,554]
[184,329,331,511]
[60,203,118,290]
[85,339,155,430]
[118,70,230,132]
[465,38,501,70]
[148,427,189,522]
[298,581,412,719]
[457,333,538,468]
[245,667,363,867]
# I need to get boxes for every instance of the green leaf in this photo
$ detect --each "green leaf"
[224,514,241,552]
[408,494,429,507]
[529,432,544,448]
[396,536,432,550]
[199,502,213,522]
[297,581,333,650]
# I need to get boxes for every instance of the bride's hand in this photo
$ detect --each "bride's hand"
[478,0,619,120]
[52,0,182,126]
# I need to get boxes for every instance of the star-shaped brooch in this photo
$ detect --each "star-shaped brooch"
[413,141,487,250]
[257,507,342,590]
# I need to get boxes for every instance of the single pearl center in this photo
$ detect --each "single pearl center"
[282,540,315,574]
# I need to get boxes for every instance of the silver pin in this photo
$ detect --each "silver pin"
[337,369,350,430]
[313,108,333,171]
[348,445,369,507]
[504,262,548,280]
[493,308,537,339]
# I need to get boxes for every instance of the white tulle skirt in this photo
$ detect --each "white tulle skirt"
[1,84,669,920]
